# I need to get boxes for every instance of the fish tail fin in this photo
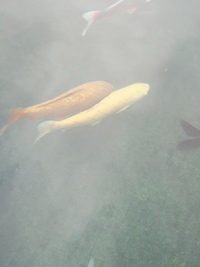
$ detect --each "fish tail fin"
[10,108,25,124]
[0,124,9,136]
[177,138,200,150]
[34,121,56,144]
[82,11,101,36]
[0,107,24,136]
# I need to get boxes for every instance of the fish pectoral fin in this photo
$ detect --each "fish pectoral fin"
[82,19,94,36]
[115,105,131,114]
[34,121,55,144]
[91,120,102,126]
[87,257,94,267]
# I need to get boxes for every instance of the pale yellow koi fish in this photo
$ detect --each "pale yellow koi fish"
[0,81,113,135]
[35,83,150,143]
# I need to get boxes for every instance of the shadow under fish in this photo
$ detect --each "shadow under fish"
[0,81,114,136]
[177,119,200,150]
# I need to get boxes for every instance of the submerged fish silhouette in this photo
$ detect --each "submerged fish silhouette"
[0,81,113,135]
[177,137,200,151]
[35,83,150,143]
[82,0,151,36]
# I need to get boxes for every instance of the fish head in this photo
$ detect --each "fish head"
[138,83,150,95]
[121,83,150,104]
[131,83,150,99]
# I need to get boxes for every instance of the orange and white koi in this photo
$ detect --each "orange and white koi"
[35,83,150,143]
[82,0,151,36]
[0,81,114,135]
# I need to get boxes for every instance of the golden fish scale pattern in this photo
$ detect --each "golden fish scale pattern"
[29,83,109,114]
[51,84,106,107]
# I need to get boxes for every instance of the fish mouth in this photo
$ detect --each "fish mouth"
[142,83,150,94]
[136,83,150,95]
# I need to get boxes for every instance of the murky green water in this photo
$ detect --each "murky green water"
[0,1,200,266]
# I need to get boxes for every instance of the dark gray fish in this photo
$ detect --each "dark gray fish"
[177,137,200,151]
[180,119,200,137]
[177,120,200,150]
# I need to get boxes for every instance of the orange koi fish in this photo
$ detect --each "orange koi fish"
[0,81,114,135]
